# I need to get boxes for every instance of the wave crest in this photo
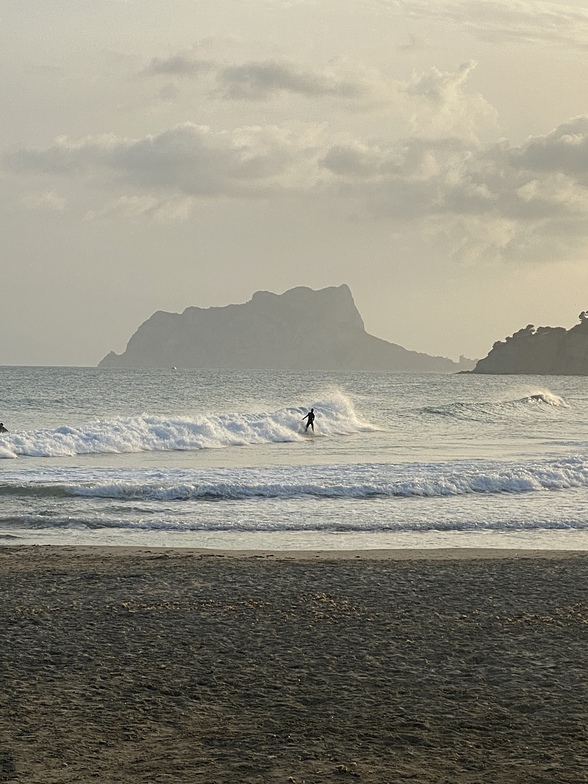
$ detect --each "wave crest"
[2,456,588,501]
[521,391,568,407]
[422,389,568,420]
[0,392,374,459]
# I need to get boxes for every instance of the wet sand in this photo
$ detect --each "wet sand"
[1,546,587,783]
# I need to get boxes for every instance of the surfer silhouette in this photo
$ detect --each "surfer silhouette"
[302,408,315,433]
[0,423,7,433]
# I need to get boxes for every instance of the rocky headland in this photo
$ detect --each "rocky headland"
[472,311,588,375]
[99,285,473,373]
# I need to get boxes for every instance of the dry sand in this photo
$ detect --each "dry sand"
[0,546,587,783]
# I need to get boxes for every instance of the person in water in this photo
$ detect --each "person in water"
[302,408,315,432]
[0,423,7,433]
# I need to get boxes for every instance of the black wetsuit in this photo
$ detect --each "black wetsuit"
[303,411,315,432]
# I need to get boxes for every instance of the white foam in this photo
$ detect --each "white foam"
[0,392,374,460]
[523,390,568,407]
[422,389,569,420]
[3,455,588,501]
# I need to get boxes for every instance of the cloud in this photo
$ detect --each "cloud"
[19,190,67,212]
[85,194,195,223]
[215,59,379,102]
[505,116,588,177]
[142,55,213,77]
[403,61,498,140]
[396,33,428,52]
[157,82,180,102]
[142,53,388,108]
[321,140,400,178]
[324,128,588,225]
[8,104,588,262]
[10,118,588,220]
[319,117,588,261]
[382,0,588,49]
[140,53,497,140]
[5,123,326,197]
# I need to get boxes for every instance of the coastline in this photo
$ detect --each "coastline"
[3,544,588,560]
[1,546,587,783]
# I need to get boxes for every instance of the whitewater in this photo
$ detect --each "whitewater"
[2,366,588,550]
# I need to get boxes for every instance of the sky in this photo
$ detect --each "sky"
[4,0,588,365]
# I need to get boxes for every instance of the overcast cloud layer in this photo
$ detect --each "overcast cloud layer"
[3,0,588,364]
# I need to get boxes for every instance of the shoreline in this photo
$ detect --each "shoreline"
[2,543,588,561]
[2,545,587,782]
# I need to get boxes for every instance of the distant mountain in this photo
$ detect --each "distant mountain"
[99,285,472,373]
[472,312,588,375]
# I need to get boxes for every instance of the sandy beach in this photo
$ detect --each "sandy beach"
[1,547,587,783]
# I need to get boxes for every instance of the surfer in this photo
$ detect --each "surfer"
[302,408,315,433]
[0,423,7,433]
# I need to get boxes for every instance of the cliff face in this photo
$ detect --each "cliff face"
[99,284,468,372]
[472,313,588,375]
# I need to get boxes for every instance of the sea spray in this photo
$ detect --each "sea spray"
[0,391,375,459]
[523,390,568,407]
[421,390,569,421]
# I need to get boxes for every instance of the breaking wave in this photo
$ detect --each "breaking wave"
[0,392,374,460]
[421,389,568,420]
[3,512,588,534]
[2,456,588,501]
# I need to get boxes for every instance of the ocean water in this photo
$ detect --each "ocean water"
[1,366,588,550]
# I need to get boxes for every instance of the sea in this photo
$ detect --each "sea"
[2,366,588,551]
